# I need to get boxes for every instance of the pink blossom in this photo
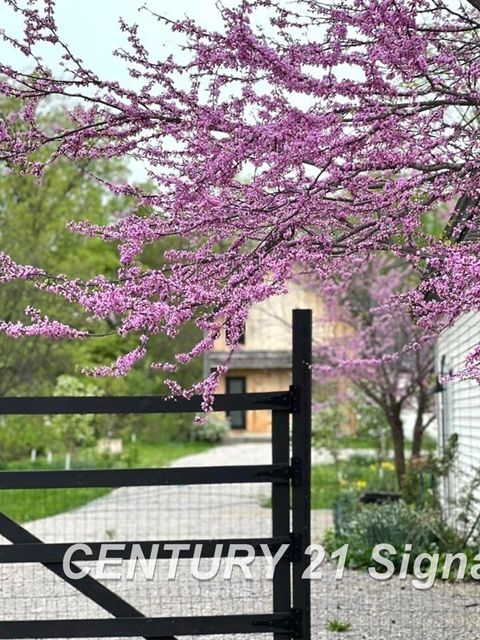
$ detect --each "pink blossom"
[0,0,479,391]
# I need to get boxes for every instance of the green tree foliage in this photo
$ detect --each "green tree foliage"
[0,110,125,394]
[43,375,102,466]
[0,104,202,456]
[312,405,344,477]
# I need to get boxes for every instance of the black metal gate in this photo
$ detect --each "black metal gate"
[0,309,312,640]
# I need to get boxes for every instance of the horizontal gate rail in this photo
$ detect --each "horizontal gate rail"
[0,537,293,564]
[0,309,312,640]
[0,613,298,638]
[0,391,293,415]
[0,463,290,489]
[0,513,176,640]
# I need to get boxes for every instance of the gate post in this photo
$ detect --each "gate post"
[291,309,312,640]
[272,409,291,640]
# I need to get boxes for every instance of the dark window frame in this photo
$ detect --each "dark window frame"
[226,376,247,429]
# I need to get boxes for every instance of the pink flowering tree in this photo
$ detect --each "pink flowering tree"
[0,0,479,399]
[312,257,436,486]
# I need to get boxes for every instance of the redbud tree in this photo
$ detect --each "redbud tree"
[313,257,435,484]
[0,0,479,398]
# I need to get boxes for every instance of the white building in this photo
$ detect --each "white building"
[436,311,480,504]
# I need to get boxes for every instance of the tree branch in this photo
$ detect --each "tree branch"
[466,0,480,12]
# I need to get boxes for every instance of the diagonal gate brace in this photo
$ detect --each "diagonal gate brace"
[0,512,176,640]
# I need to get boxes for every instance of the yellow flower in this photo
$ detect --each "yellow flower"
[354,480,367,490]
[380,461,395,472]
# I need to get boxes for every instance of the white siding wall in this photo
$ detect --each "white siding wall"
[436,312,480,503]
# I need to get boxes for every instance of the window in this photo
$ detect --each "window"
[226,376,246,429]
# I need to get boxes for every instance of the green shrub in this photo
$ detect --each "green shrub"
[132,413,194,443]
[402,434,458,509]
[0,415,47,463]
[332,491,359,538]
[346,453,377,467]
[352,399,391,456]
[311,458,397,509]
[44,375,102,463]
[312,405,344,470]
[189,414,230,443]
[326,500,451,571]
[324,434,480,578]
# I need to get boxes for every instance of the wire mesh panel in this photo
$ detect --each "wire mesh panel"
[0,480,274,622]
[0,413,299,640]
[0,310,313,640]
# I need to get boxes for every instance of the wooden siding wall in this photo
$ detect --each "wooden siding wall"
[211,282,353,433]
[213,282,345,353]
[218,369,291,433]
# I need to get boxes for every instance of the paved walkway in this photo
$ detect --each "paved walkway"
[0,444,478,639]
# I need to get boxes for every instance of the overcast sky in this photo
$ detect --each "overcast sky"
[0,1,239,180]
[0,0,321,181]
[0,1,233,83]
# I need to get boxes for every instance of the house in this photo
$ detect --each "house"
[207,282,346,435]
[435,311,480,504]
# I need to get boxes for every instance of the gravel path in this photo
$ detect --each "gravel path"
[0,444,478,639]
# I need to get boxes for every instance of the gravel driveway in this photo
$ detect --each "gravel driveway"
[0,443,478,639]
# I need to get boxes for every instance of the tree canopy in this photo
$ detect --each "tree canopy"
[0,0,479,393]
[0,101,201,402]
[313,257,435,484]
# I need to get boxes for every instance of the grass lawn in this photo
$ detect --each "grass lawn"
[0,487,113,524]
[263,457,398,510]
[0,441,211,523]
[131,441,210,468]
[311,459,398,509]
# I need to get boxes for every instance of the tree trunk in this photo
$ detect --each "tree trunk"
[411,394,426,459]
[389,410,406,488]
